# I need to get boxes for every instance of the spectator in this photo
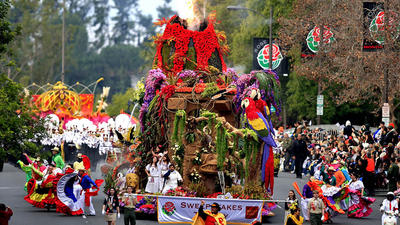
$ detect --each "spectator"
[292,134,308,178]
[343,120,354,138]
[0,203,13,225]
[387,157,399,192]
[363,153,376,196]
[383,123,398,146]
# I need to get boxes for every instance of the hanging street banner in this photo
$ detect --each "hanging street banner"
[157,196,264,225]
[253,38,289,76]
[302,25,336,58]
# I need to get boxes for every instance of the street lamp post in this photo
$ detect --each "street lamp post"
[227,5,273,69]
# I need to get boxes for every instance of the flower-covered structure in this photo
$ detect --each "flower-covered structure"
[135,14,282,197]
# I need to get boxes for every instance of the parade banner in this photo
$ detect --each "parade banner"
[363,2,385,51]
[157,196,264,224]
[252,38,289,76]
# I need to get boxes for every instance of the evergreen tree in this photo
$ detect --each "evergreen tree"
[92,0,109,49]
[111,0,137,44]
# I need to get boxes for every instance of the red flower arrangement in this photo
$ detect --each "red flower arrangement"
[154,15,227,75]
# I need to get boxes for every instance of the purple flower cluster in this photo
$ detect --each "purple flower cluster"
[223,68,239,82]
[178,70,197,80]
[230,70,282,118]
[139,69,167,129]
[230,73,259,112]
[135,197,157,215]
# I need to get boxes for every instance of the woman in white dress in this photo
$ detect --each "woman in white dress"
[162,164,182,194]
[158,155,171,191]
[145,156,160,193]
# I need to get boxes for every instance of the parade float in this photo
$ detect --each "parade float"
[103,11,282,220]
[25,79,137,167]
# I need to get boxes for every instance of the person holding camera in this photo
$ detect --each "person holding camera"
[122,186,137,225]
[0,203,13,225]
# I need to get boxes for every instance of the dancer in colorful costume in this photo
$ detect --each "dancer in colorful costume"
[192,200,226,225]
[17,158,32,192]
[55,167,83,215]
[77,165,103,217]
[241,97,276,194]
[306,177,348,224]
[347,172,375,218]
[24,164,60,209]
[51,147,65,170]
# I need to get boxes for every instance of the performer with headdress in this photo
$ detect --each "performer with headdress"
[286,202,304,225]
[73,153,91,174]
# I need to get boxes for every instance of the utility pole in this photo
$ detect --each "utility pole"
[269,7,273,69]
[61,0,65,83]
[317,25,324,125]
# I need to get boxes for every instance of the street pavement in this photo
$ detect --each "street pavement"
[0,163,386,225]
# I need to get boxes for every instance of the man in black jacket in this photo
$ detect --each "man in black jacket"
[291,134,308,178]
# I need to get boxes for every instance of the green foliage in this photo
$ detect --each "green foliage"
[172,110,186,145]
[215,122,227,170]
[201,82,220,98]
[0,74,46,161]
[107,80,145,116]
[103,170,116,194]
[0,0,20,55]
[185,132,195,144]
[200,110,216,128]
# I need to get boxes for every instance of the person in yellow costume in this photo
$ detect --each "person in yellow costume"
[192,200,226,225]
[286,202,304,225]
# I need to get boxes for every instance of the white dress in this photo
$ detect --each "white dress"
[158,161,170,190]
[145,164,160,193]
[162,170,182,194]
[380,199,398,225]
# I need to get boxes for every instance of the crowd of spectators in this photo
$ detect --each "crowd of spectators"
[277,120,400,196]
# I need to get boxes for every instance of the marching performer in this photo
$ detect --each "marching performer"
[380,192,398,225]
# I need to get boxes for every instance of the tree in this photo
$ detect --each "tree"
[0,0,45,166]
[92,0,109,49]
[279,0,400,123]
[111,0,138,44]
